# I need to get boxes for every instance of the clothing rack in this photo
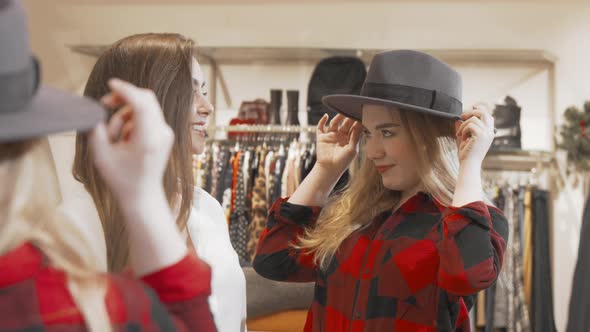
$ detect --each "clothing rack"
[214,125,317,133]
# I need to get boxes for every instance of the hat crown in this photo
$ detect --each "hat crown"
[365,50,462,102]
[0,0,106,143]
[0,0,31,74]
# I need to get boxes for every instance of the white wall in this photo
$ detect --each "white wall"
[22,1,590,330]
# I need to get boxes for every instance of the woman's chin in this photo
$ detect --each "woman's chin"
[191,134,206,155]
[192,146,205,155]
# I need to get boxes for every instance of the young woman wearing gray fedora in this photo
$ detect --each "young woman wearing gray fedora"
[0,1,215,330]
[254,50,509,331]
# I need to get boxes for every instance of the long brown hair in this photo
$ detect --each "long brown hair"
[298,110,462,270]
[73,33,195,272]
[0,139,110,332]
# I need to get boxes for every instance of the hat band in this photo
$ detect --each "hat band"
[0,57,40,114]
[361,82,462,116]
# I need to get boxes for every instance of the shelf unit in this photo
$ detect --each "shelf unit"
[483,150,554,172]
[69,44,559,171]
[69,45,556,66]
[69,45,557,144]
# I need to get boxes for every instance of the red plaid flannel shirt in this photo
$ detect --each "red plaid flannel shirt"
[254,192,508,332]
[0,243,216,331]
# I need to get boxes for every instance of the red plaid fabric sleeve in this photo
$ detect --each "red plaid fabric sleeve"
[0,244,217,332]
[437,201,508,295]
[140,253,217,331]
[253,197,322,282]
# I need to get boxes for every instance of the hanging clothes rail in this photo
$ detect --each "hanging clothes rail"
[214,125,317,134]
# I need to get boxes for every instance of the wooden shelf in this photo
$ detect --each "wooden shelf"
[483,150,554,172]
[68,45,557,66]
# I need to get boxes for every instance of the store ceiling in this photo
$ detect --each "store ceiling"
[56,0,571,3]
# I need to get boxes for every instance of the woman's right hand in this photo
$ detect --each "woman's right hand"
[315,113,363,175]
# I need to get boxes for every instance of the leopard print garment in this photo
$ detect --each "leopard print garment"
[246,147,269,263]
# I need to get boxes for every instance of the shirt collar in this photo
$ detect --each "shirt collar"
[399,191,446,214]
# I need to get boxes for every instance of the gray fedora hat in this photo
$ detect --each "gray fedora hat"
[0,0,105,143]
[322,50,463,121]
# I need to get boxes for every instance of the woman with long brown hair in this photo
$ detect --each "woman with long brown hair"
[72,33,246,332]
[254,50,509,331]
[0,1,214,330]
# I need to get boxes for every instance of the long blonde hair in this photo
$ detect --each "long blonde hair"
[0,139,110,332]
[298,110,461,270]
[73,33,196,272]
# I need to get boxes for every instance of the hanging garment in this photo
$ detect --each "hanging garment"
[300,150,315,181]
[202,148,213,194]
[485,283,497,332]
[523,189,533,310]
[206,148,214,194]
[270,151,287,205]
[220,151,235,220]
[242,148,252,199]
[248,146,259,211]
[242,148,256,216]
[231,151,241,213]
[483,185,500,332]
[491,188,508,329]
[285,144,298,197]
[477,291,487,328]
[566,186,590,332]
[215,148,233,204]
[505,189,516,332]
[210,144,221,200]
[229,152,250,266]
[265,150,276,202]
[198,148,212,191]
[247,147,269,263]
[281,149,290,198]
[294,148,303,189]
[531,189,557,332]
[508,188,531,332]
[193,153,204,189]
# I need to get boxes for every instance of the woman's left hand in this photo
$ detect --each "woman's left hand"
[455,106,496,165]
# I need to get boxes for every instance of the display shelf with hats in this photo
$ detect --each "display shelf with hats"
[69,45,557,145]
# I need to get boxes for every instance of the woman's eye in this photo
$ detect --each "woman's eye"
[382,130,396,138]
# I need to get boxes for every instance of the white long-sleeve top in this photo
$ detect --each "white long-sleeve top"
[187,187,248,332]
[59,186,247,332]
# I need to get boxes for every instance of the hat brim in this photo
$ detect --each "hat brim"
[0,85,106,142]
[322,94,461,122]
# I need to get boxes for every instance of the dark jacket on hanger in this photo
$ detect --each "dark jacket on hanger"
[566,187,590,332]
[531,189,556,332]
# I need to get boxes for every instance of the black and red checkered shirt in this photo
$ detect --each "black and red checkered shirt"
[0,243,216,331]
[254,192,508,331]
